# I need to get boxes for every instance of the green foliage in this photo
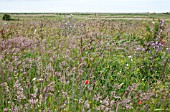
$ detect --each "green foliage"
[2,14,11,21]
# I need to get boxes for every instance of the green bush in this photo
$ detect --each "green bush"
[2,14,11,21]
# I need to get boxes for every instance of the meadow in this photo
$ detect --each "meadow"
[0,13,170,112]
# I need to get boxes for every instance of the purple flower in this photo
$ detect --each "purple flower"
[136,48,141,51]
[155,41,158,45]
[3,108,8,112]
[151,42,155,46]
[142,48,145,51]
[160,19,164,26]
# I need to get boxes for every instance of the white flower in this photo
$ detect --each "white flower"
[32,78,36,81]
[128,55,132,58]
[34,29,37,34]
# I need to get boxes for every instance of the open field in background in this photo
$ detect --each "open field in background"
[1,13,170,20]
[0,13,170,111]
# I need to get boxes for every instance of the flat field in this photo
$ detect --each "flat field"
[0,13,170,111]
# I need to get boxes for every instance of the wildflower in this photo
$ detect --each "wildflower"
[29,98,38,105]
[160,19,164,26]
[85,80,89,85]
[121,99,130,104]
[142,48,145,51]
[32,77,36,82]
[34,29,37,34]
[138,100,142,105]
[3,108,8,112]
[84,100,90,108]
[128,55,132,58]
[136,47,141,51]
[14,80,26,101]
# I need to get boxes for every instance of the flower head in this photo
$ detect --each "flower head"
[138,100,142,105]
[85,80,89,85]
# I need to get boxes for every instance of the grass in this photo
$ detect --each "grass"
[0,13,170,111]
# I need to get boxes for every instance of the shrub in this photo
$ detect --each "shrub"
[2,14,11,21]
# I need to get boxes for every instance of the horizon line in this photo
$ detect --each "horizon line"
[0,12,170,14]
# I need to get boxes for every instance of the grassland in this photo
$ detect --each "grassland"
[0,13,170,112]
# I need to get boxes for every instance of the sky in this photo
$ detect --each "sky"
[0,0,169,13]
